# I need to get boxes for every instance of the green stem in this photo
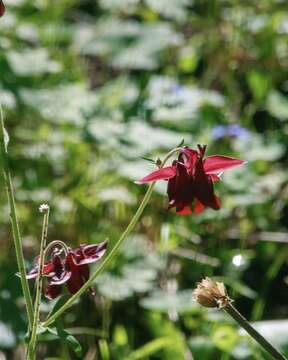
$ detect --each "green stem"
[27,206,50,360]
[0,104,34,328]
[224,302,287,360]
[42,147,181,327]
[43,182,155,327]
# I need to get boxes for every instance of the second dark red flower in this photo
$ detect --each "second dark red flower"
[27,241,107,299]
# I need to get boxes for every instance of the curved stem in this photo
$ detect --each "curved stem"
[0,104,34,328]
[43,182,154,327]
[42,147,181,327]
[27,207,50,360]
[225,302,287,360]
[44,240,69,259]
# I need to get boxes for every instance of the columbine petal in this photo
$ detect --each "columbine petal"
[181,147,198,173]
[25,268,39,280]
[210,174,221,182]
[194,158,221,210]
[45,284,62,300]
[49,270,71,285]
[193,200,205,214]
[135,166,176,184]
[43,262,55,275]
[76,241,107,265]
[64,252,86,294]
[67,276,85,294]
[78,264,90,281]
[25,261,54,279]
[176,206,192,215]
[204,155,246,174]
[167,162,195,212]
[26,241,106,299]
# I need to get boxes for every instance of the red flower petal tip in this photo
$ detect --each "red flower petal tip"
[135,166,177,184]
[203,155,246,174]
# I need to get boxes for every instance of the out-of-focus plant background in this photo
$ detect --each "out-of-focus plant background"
[1,0,288,359]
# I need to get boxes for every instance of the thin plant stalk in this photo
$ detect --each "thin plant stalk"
[194,278,287,360]
[224,302,287,360]
[0,104,34,328]
[42,147,182,327]
[27,206,50,360]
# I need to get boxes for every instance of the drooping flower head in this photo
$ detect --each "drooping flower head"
[0,1,5,17]
[27,241,107,299]
[137,144,246,215]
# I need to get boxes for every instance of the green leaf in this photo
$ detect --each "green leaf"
[212,325,239,352]
[20,85,98,125]
[127,337,173,360]
[176,138,185,147]
[188,336,215,360]
[145,0,189,21]
[33,327,58,342]
[0,322,16,349]
[267,90,288,121]
[55,321,83,358]
[141,156,156,164]
[247,70,271,102]
[0,90,16,109]
[140,290,197,313]
[99,339,110,360]
[6,48,61,76]
[113,325,128,347]
[47,295,71,320]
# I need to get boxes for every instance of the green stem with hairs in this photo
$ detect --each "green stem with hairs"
[42,147,181,327]
[0,104,34,328]
[27,206,50,360]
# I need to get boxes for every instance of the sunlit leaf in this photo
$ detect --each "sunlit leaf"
[140,290,196,313]
[21,85,98,125]
[0,322,16,349]
[6,48,61,76]
[267,91,288,121]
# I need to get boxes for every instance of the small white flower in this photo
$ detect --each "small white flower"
[39,203,49,213]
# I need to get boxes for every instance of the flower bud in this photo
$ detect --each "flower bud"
[193,277,230,309]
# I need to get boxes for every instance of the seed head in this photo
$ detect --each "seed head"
[193,277,230,309]
[39,203,49,213]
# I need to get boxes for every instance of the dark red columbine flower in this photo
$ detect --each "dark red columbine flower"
[137,145,246,215]
[27,241,107,299]
[0,1,5,17]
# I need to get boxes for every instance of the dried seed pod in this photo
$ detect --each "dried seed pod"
[193,277,230,308]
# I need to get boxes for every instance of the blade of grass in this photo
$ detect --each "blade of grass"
[0,103,33,328]
[27,205,50,359]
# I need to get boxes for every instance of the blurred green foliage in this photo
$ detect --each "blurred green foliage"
[0,0,288,359]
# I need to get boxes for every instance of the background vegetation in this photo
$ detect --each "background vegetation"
[0,0,288,359]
